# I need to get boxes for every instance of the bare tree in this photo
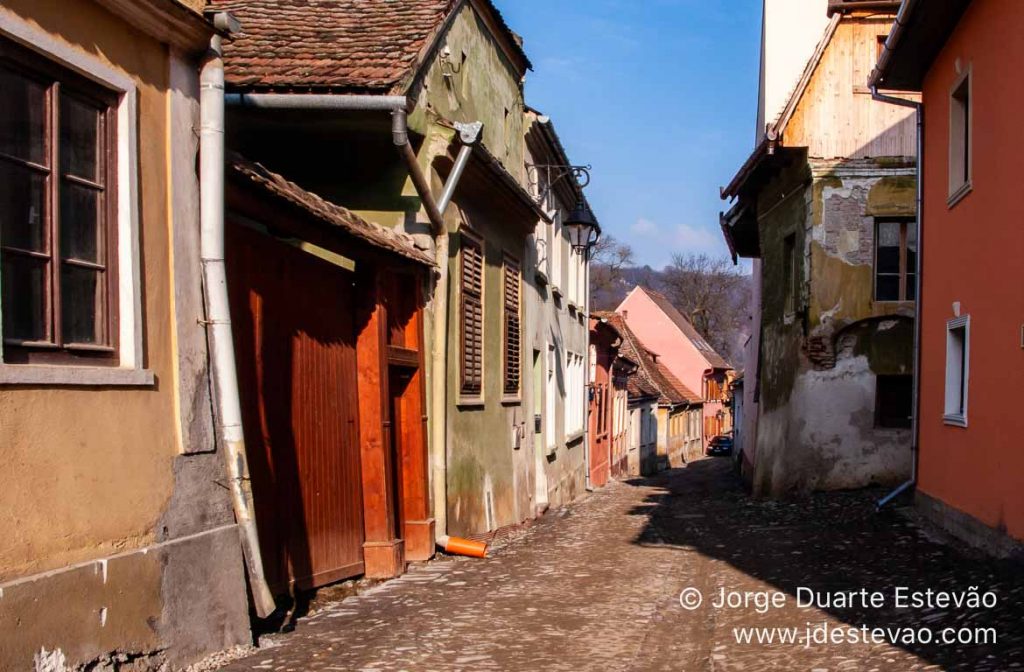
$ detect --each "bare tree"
[660,253,751,367]
[589,234,635,310]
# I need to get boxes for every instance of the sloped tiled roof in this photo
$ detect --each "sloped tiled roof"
[655,361,703,406]
[598,312,701,407]
[626,373,660,400]
[227,153,435,266]
[212,0,452,91]
[212,0,530,92]
[636,287,732,370]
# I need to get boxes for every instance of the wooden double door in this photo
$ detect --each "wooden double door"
[227,222,366,591]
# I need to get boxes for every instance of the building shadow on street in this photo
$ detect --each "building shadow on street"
[624,458,1023,670]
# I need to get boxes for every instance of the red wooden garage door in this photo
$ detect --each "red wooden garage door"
[227,220,365,592]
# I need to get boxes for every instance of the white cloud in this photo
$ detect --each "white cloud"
[631,218,659,235]
[673,222,719,253]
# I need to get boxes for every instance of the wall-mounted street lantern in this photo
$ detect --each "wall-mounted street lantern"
[565,200,600,254]
[526,162,600,256]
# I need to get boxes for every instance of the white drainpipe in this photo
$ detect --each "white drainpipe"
[200,15,276,618]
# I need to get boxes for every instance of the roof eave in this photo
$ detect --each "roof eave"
[94,0,219,52]
[827,0,902,17]
[869,0,974,91]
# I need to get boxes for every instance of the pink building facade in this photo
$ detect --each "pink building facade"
[617,287,733,449]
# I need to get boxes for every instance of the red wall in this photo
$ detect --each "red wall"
[588,322,614,488]
[917,0,1024,541]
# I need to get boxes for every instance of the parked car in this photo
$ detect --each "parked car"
[707,435,733,457]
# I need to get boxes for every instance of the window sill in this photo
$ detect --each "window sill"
[943,413,968,428]
[456,396,485,409]
[947,181,972,209]
[501,395,522,406]
[551,285,563,299]
[566,430,585,444]
[535,269,549,285]
[0,364,155,387]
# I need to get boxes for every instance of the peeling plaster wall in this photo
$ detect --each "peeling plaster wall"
[753,157,915,497]
[427,3,536,537]
[410,3,526,180]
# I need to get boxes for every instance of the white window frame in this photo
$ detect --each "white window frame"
[534,221,549,284]
[943,315,970,427]
[564,350,584,438]
[948,65,972,207]
[551,211,563,295]
[0,9,148,386]
[546,343,557,451]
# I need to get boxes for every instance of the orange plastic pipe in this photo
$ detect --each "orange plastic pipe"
[439,535,488,558]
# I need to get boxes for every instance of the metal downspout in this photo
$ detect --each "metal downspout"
[583,248,593,492]
[871,87,923,511]
[200,19,276,618]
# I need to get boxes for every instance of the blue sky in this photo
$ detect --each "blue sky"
[497,0,763,271]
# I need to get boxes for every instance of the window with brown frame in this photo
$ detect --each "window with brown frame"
[1,39,118,365]
[502,253,521,397]
[874,219,916,302]
[459,230,484,397]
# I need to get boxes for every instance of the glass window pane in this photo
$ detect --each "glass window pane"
[60,96,100,182]
[876,275,900,301]
[60,265,102,344]
[0,69,47,164]
[877,220,901,248]
[0,164,47,252]
[876,246,900,274]
[906,227,917,278]
[906,273,916,301]
[2,255,48,341]
[60,182,101,262]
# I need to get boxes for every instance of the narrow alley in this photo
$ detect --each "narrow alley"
[210,459,1023,672]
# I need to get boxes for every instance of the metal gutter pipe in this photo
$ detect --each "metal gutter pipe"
[583,247,593,492]
[225,93,408,111]
[868,0,920,91]
[871,86,923,511]
[200,17,276,618]
[390,108,447,234]
[225,91,482,549]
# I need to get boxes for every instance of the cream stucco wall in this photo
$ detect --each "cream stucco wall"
[0,2,252,669]
[0,0,185,579]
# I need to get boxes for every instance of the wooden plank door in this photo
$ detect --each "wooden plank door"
[227,221,365,593]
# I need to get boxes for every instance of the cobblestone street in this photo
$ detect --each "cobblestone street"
[215,459,1023,671]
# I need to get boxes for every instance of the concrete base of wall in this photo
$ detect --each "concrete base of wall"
[914,491,1024,561]
[0,525,250,671]
[753,353,913,497]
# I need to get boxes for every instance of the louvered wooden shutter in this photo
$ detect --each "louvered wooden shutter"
[503,255,521,396]
[460,233,484,396]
